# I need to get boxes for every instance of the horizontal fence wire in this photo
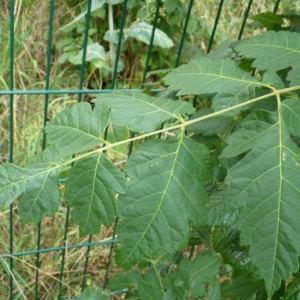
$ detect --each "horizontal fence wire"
[2,0,283,299]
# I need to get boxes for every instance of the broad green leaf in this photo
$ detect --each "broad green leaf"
[221,110,277,158]
[287,66,300,87]
[125,21,173,48]
[282,99,300,136]
[69,43,107,67]
[235,31,300,71]
[163,254,221,299]
[93,92,195,133]
[187,108,232,136]
[225,115,300,295]
[45,102,109,156]
[221,274,266,300]
[164,57,260,112]
[66,153,127,235]
[116,137,213,268]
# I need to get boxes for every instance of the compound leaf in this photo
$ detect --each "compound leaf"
[116,137,213,268]
[164,57,260,112]
[224,110,300,295]
[235,31,300,71]
[93,92,194,133]
[45,102,109,156]
[66,153,127,235]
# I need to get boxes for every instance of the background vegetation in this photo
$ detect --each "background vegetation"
[1,0,300,298]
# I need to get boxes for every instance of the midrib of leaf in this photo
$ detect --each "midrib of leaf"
[20,170,50,221]
[3,85,300,197]
[123,130,185,261]
[115,93,186,121]
[271,93,284,292]
[84,152,102,230]
[49,124,107,145]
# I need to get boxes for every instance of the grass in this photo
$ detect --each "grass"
[1,0,300,298]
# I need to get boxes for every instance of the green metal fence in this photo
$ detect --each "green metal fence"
[0,0,283,298]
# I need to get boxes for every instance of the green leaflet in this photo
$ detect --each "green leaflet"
[93,92,195,133]
[224,111,300,295]
[45,102,109,156]
[66,153,127,235]
[0,148,62,221]
[235,31,300,71]
[164,57,261,112]
[163,254,221,299]
[115,137,213,268]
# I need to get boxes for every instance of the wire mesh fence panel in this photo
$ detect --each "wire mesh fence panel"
[1,0,296,299]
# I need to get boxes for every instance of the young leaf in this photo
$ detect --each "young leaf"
[164,57,261,112]
[93,92,194,133]
[66,153,127,235]
[235,31,300,71]
[45,102,109,156]
[116,137,213,268]
[225,114,300,295]
[125,21,173,48]
[163,254,221,299]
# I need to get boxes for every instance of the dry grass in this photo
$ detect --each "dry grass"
[1,0,300,298]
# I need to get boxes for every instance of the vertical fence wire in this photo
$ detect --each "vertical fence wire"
[175,0,194,68]
[141,0,162,88]
[274,0,281,13]
[33,1,55,299]
[57,0,93,297]
[207,0,225,53]
[9,0,15,298]
[102,0,129,291]
[237,0,254,40]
